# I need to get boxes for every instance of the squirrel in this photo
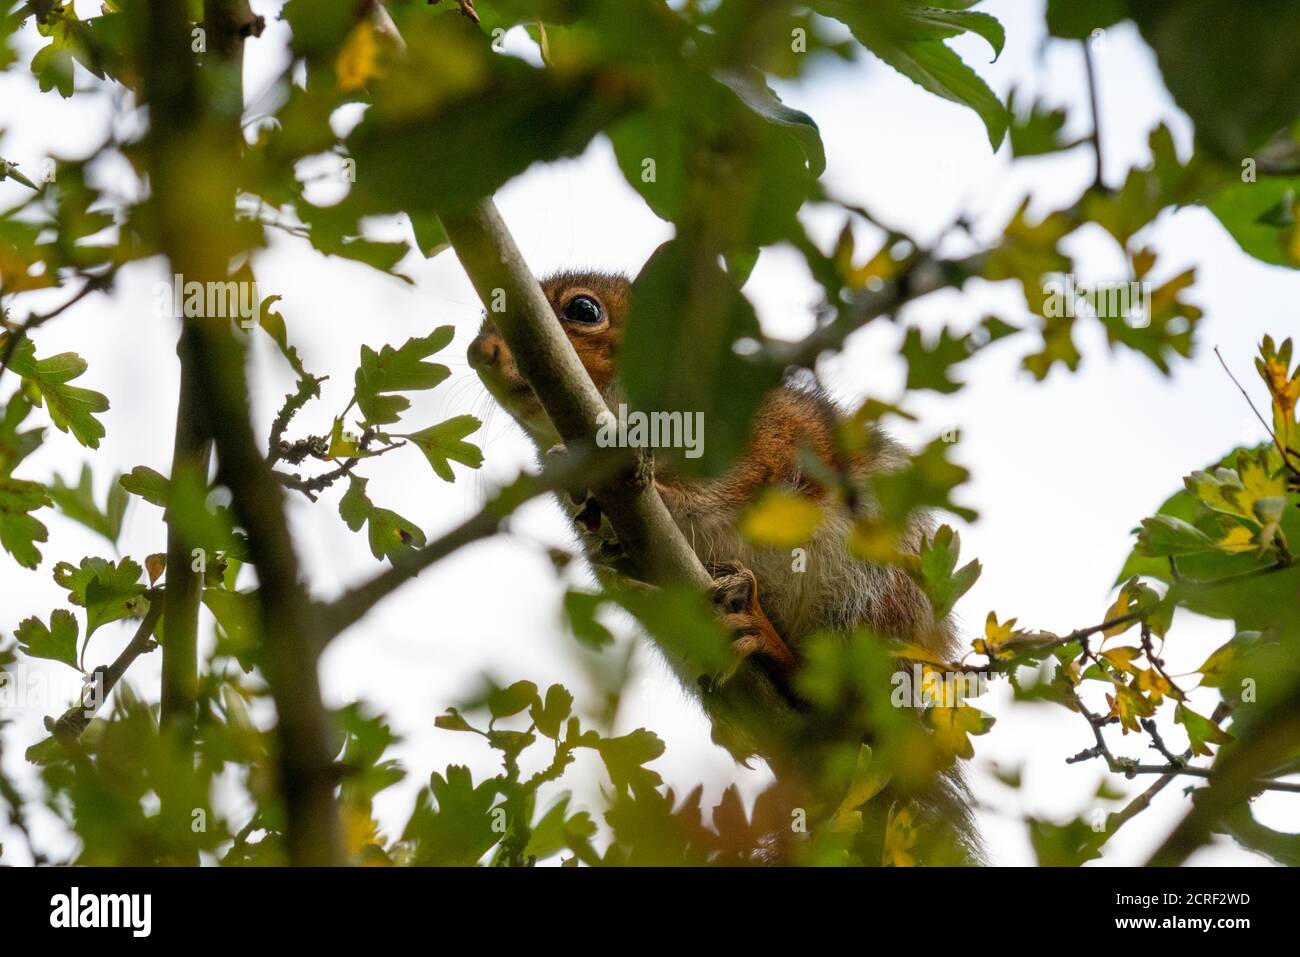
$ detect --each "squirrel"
[468,270,957,673]
[469,270,978,861]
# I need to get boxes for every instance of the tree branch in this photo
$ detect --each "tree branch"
[139,0,342,865]
[160,333,212,748]
[768,251,988,371]
[1146,681,1300,865]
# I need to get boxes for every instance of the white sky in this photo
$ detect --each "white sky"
[1,0,1294,865]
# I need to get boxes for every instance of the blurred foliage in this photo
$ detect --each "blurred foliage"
[0,0,1298,867]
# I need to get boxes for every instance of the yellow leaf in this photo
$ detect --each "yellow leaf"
[1101,646,1141,675]
[342,800,380,857]
[329,417,361,458]
[1102,587,1139,637]
[882,804,918,868]
[830,745,891,834]
[835,225,905,290]
[739,488,823,548]
[337,21,382,92]
[972,610,1018,659]
[929,704,994,759]
[1238,448,1287,503]
[1261,343,1300,420]
[894,641,947,666]
[1105,683,1155,734]
[847,519,903,563]
[1136,667,1173,705]
[1257,336,1300,451]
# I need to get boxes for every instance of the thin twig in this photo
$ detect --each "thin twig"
[0,271,115,380]
[1214,344,1300,476]
[1082,39,1104,190]
[275,439,403,502]
[1065,684,1300,794]
[316,444,625,647]
[266,374,325,466]
[50,590,165,741]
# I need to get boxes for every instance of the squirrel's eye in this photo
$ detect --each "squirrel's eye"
[562,294,603,325]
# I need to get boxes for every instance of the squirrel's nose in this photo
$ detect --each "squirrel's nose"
[468,334,502,370]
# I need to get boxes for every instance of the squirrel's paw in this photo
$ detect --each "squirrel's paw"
[708,561,799,682]
[547,443,611,539]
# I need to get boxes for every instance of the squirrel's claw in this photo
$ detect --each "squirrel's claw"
[709,561,799,685]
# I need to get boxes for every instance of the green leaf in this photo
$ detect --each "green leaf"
[487,680,539,719]
[4,337,110,448]
[282,0,364,59]
[353,328,453,426]
[52,556,147,640]
[119,466,169,508]
[1216,803,1300,867]
[0,393,44,478]
[48,464,127,545]
[1174,703,1233,757]
[339,475,426,562]
[900,325,974,394]
[257,295,309,379]
[344,13,628,220]
[530,684,574,740]
[1045,0,1127,39]
[434,707,480,734]
[917,525,981,620]
[407,211,449,259]
[1007,88,1087,158]
[1028,816,1105,866]
[401,415,484,482]
[614,583,734,675]
[31,35,74,98]
[563,590,615,650]
[609,68,813,250]
[402,765,502,866]
[1128,2,1300,160]
[525,794,595,863]
[815,0,1009,149]
[714,67,826,177]
[621,240,778,475]
[1135,514,1216,557]
[872,437,977,524]
[15,608,80,670]
[203,589,259,670]
[0,477,51,569]
[1207,175,1300,270]
[589,729,665,795]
